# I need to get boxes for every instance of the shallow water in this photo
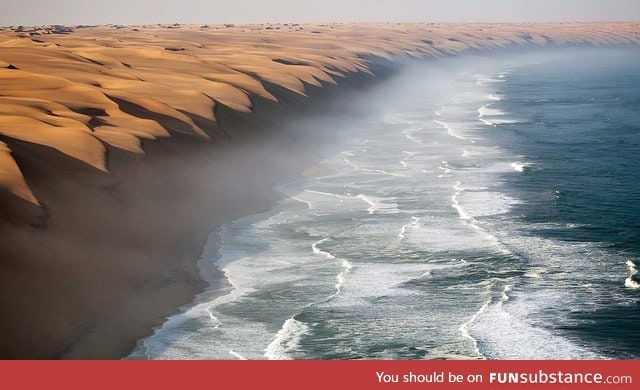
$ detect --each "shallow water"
[131,48,640,360]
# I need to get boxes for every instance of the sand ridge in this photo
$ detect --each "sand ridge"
[0,22,639,208]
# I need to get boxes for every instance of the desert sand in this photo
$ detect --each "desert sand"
[0,22,638,358]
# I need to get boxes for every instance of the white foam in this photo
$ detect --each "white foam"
[288,188,380,215]
[625,260,640,290]
[321,261,454,308]
[478,104,506,118]
[356,194,398,214]
[501,285,512,301]
[400,151,415,168]
[403,129,423,144]
[343,157,359,170]
[357,194,378,214]
[456,191,521,217]
[312,238,336,259]
[335,259,354,295]
[148,300,221,337]
[344,157,406,177]
[477,103,524,125]
[489,94,502,101]
[524,267,547,279]
[228,350,247,360]
[405,222,492,253]
[470,288,604,359]
[479,117,496,126]
[488,118,523,125]
[510,162,528,172]
[451,181,472,220]
[264,318,311,360]
[312,238,352,298]
[458,297,491,360]
[305,189,352,200]
[460,284,512,360]
[445,182,515,255]
[398,217,421,240]
[438,160,453,178]
[434,119,476,143]
[291,195,313,209]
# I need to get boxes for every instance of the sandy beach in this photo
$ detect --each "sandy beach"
[0,22,638,359]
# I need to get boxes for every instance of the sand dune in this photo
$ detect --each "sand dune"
[1,22,638,206]
[0,22,638,358]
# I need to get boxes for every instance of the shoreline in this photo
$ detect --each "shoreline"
[127,64,402,359]
[155,48,640,360]
[0,23,638,359]
[0,44,398,358]
[128,154,343,358]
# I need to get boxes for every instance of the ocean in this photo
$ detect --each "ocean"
[130,48,640,360]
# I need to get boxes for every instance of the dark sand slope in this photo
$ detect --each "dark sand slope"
[0,23,638,359]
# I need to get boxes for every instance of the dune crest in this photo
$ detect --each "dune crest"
[0,22,638,207]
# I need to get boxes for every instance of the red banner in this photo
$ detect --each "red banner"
[1,360,637,389]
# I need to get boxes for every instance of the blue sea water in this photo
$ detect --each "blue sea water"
[131,48,640,360]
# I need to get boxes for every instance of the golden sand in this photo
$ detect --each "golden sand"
[1,22,638,206]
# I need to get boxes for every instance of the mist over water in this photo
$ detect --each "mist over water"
[131,48,640,360]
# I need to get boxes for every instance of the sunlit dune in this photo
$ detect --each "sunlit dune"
[0,22,638,207]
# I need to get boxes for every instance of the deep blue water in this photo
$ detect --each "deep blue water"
[501,52,640,251]
[132,48,640,360]
[493,50,640,357]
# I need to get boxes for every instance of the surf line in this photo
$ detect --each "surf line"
[458,297,490,360]
[398,216,421,240]
[458,284,513,360]
[265,238,353,360]
[450,181,514,256]
[434,119,476,144]
[625,260,640,289]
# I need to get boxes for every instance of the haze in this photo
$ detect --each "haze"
[1,0,639,26]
